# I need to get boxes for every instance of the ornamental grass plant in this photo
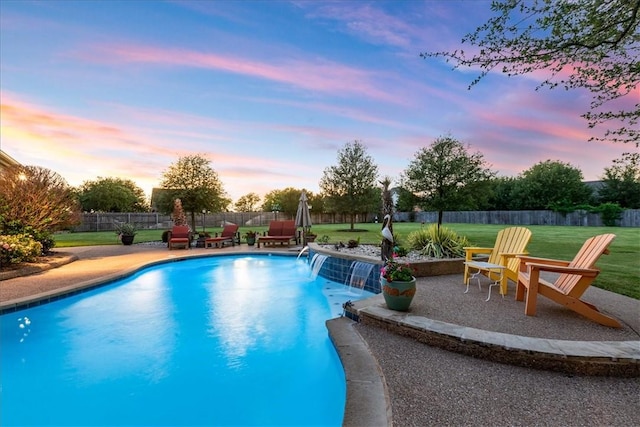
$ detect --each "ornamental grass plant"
[407,224,469,258]
[113,222,138,237]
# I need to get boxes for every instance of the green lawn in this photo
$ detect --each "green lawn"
[53,223,640,299]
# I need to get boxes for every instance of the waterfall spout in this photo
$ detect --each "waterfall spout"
[345,261,375,295]
[297,246,310,260]
[309,253,328,279]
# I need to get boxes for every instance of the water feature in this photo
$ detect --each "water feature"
[309,253,328,279]
[0,255,375,426]
[297,245,309,259]
[345,261,376,295]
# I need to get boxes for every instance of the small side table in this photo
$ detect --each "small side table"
[464,261,506,301]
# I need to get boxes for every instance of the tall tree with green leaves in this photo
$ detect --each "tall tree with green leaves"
[78,177,148,212]
[598,152,640,208]
[511,160,593,210]
[486,176,519,210]
[158,155,230,230]
[319,140,379,230]
[403,136,495,226]
[234,192,261,212]
[260,187,308,218]
[395,186,419,214]
[423,0,640,145]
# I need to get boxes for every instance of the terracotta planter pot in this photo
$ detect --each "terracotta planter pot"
[381,276,416,311]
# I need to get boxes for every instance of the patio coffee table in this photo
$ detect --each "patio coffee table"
[464,261,506,302]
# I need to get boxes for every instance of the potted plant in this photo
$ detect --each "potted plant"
[114,222,137,246]
[380,257,416,311]
[196,232,211,248]
[245,230,257,246]
[304,229,317,243]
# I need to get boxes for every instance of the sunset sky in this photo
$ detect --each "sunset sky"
[0,0,634,204]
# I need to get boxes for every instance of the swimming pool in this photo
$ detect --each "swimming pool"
[0,254,375,426]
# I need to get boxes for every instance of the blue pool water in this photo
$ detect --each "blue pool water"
[0,255,374,426]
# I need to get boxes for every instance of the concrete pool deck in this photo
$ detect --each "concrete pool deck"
[1,243,639,426]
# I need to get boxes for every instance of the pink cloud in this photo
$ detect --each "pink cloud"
[76,43,400,104]
[0,92,331,200]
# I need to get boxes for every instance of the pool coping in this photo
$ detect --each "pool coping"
[0,251,298,313]
[327,317,392,427]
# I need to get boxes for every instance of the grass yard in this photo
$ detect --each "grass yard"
[53,223,639,299]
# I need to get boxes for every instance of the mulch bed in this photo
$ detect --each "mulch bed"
[0,252,75,281]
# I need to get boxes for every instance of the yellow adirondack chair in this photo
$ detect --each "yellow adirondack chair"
[463,227,532,296]
[515,233,620,328]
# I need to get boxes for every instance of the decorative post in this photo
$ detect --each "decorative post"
[380,177,394,261]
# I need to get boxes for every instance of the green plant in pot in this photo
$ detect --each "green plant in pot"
[114,222,137,246]
[380,257,416,311]
[196,231,211,248]
[304,228,317,243]
[245,230,257,246]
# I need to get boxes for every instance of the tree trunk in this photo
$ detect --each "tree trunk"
[190,211,196,232]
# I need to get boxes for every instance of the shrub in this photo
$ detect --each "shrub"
[407,224,469,258]
[347,238,360,248]
[2,221,55,254]
[0,234,43,266]
[597,202,624,226]
[161,230,170,243]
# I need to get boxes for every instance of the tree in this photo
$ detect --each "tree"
[599,152,640,208]
[259,188,321,217]
[319,140,379,230]
[0,165,81,236]
[403,135,495,226]
[486,176,519,210]
[158,155,230,230]
[78,177,148,212]
[423,0,640,145]
[395,186,419,214]
[511,160,593,210]
[234,192,261,212]
[260,187,305,218]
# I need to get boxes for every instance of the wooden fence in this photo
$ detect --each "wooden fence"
[73,209,640,232]
[401,209,640,227]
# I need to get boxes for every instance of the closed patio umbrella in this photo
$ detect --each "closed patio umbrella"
[295,191,312,245]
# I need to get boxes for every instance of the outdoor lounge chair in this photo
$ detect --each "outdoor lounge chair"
[515,233,621,328]
[463,226,532,297]
[257,220,298,248]
[167,225,191,250]
[205,224,239,248]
